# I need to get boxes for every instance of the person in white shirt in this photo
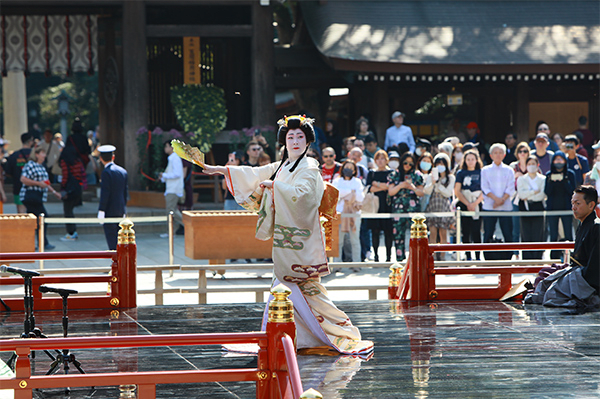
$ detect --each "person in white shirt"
[332,160,365,265]
[516,155,546,259]
[481,143,516,246]
[384,111,415,152]
[159,140,185,234]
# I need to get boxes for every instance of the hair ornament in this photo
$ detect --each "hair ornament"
[277,114,315,128]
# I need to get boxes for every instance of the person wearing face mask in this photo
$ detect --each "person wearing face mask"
[417,152,434,211]
[423,153,456,259]
[203,115,373,356]
[333,160,365,266]
[583,145,600,217]
[450,144,464,174]
[516,156,546,259]
[387,151,401,171]
[545,151,576,260]
[387,152,424,261]
[366,150,394,262]
[414,138,432,159]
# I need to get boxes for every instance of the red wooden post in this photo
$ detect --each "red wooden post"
[400,216,431,301]
[14,347,32,399]
[114,219,137,309]
[264,284,296,399]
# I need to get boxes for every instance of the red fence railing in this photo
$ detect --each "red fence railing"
[392,216,575,301]
[0,220,137,310]
[0,284,317,399]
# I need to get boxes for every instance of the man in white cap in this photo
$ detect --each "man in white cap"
[385,111,415,153]
[97,144,128,250]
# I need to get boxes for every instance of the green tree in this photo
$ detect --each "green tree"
[34,73,99,133]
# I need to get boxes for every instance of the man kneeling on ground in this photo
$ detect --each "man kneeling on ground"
[525,185,599,308]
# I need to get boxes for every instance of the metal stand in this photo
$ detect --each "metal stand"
[0,297,10,312]
[40,286,88,395]
[6,276,56,370]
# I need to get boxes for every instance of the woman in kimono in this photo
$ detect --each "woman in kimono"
[203,115,373,355]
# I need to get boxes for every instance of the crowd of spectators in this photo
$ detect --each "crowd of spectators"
[302,112,600,264]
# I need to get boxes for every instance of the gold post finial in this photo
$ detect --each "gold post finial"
[300,388,324,399]
[268,284,294,323]
[410,214,428,239]
[118,218,136,245]
[388,263,403,287]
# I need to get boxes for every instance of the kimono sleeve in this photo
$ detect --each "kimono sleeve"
[273,165,324,215]
[225,163,279,206]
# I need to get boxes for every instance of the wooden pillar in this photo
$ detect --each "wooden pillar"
[514,81,530,141]
[373,81,389,148]
[251,3,275,126]
[98,15,125,167]
[122,0,148,190]
[2,71,28,152]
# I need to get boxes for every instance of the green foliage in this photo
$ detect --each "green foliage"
[34,73,99,132]
[170,84,227,153]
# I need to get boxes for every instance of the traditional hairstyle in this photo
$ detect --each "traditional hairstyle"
[269,115,316,179]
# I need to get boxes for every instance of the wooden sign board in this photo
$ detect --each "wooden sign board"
[183,37,201,85]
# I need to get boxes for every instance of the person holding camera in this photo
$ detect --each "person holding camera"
[545,151,576,259]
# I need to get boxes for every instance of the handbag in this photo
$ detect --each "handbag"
[23,189,44,204]
[362,189,379,214]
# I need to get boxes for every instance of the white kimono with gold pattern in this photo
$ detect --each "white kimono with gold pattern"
[224,157,373,355]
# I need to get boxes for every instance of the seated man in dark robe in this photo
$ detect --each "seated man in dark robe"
[525,185,599,308]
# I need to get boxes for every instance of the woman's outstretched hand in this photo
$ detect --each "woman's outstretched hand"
[260,180,273,189]
[202,165,227,175]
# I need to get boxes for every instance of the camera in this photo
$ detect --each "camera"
[565,143,575,150]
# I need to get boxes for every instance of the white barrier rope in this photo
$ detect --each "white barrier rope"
[43,215,168,224]
[341,210,573,219]
[39,210,573,223]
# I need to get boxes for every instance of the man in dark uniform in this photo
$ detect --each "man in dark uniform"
[97,145,128,250]
[571,185,599,292]
[525,185,599,307]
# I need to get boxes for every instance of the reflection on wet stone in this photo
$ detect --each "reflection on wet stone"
[0,301,598,398]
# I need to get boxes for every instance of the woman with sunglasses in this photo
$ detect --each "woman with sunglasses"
[509,142,531,247]
[387,152,424,261]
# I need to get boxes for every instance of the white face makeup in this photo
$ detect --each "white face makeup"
[286,128,307,161]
